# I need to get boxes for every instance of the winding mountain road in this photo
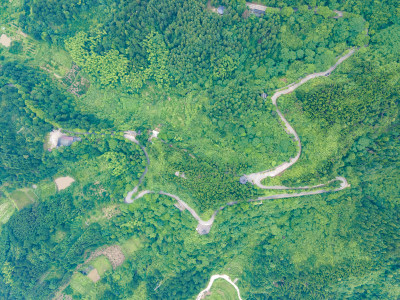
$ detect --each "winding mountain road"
[52,6,367,298]
[58,46,356,300]
[244,49,355,188]
[62,50,355,235]
[122,50,354,235]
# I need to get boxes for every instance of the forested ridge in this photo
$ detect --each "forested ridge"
[0,0,399,299]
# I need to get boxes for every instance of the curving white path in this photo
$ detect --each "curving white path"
[123,131,151,203]
[244,49,355,188]
[66,51,355,235]
[131,177,349,235]
[196,274,242,300]
[123,50,355,235]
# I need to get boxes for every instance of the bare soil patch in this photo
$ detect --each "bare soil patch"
[55,176,75,191]
[47,129,63,150]
[102,245,125,269]
[0,34,12,47]
[102,205,120,219]
[87,269,101,283]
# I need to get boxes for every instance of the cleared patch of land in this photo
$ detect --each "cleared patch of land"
[90,255,112,276]
[121,236,142,257]
[100,245,125,269]
[81,245,126,270]
[87,269,101,283]
[55,176,75,191]
[0,34,11,47]
[69,273,97,297]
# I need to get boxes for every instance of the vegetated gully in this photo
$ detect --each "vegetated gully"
[63,49,354,235]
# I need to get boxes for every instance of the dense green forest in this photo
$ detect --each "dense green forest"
[0,0,399,299]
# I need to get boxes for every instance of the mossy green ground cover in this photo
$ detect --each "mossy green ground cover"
[121,236,142,257]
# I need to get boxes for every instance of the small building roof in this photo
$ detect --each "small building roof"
[57,136,81,147]
[217,6,225,15]
[261,92,268,99]
[251,9,266,17]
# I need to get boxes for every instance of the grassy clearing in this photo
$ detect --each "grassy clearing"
[219,260,244,280]
[69,273,97,297]
[37,180,57,199]
[51,230,67,243]
[121,236,142,257]
[9,189,35,210]
[33,43,72,77]
[208,279,240,300]
[90,256,112,276]
[0,22,71,78]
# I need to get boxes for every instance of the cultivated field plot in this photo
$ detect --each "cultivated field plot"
[0,197,15,227]
[0,24,38,57]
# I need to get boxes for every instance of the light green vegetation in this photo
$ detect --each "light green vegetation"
[8,188,36,210]
[34,44,73,77]
[0,0,399,299]
[69,273,98,297]
[121,236,142,257]
[208,279,240,300]
[90,256,112,276]
[0,197,15,228]
[0,22,73,83]
[0,24,38,58]
[36,180,57,199]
